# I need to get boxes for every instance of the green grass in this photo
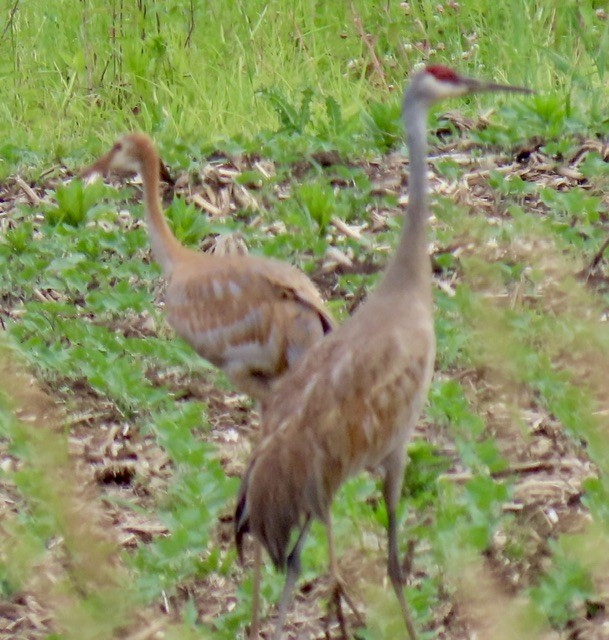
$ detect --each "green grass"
[1,0,609,175]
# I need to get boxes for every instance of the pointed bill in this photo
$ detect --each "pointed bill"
[79,152,114,179]
[461,76,533,94]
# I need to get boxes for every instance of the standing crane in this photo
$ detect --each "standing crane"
[235,66,531,639]
[80,133,334,410]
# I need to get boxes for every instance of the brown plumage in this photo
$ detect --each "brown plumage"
[235,66,531,639]
[80,133,334,407]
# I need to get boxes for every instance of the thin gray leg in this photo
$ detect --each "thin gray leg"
[249,541,261,639]
[271,517,312,640]
[326,513,364,633]
[383,449,417,640]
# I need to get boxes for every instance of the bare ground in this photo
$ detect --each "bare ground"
[1,128,609,639]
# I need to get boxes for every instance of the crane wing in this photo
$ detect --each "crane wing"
[164,256,334,397]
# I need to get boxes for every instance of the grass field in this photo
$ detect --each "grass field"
[2,1,609,639]
[1,0,609,173]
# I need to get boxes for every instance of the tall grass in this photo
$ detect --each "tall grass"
[0,0,608,173]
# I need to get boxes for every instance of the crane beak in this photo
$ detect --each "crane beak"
[79,152,113,179]
[462,76,534,94]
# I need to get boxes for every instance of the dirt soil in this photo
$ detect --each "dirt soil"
[1,129,609,640]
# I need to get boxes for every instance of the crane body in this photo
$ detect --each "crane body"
[81,134,334,408]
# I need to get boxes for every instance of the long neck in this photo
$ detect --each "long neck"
[376,92,431,296]
[140,152,183,275]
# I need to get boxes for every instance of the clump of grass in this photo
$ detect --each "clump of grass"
[0,343,137,639]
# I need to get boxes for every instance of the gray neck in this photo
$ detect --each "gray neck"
[377,89,431,295]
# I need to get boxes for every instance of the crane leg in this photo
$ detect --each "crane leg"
[271,517,312,640]
[249,541,262,639]
[326,514,364,634]
[383,449,417,640]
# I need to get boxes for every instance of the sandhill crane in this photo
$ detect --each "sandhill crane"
[235,65,531,639]
[80,133,334,409]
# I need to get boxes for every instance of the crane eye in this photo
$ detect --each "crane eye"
[112,142,123,153]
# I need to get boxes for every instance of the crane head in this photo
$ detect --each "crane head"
[410,64,532,103]
[80,133,155,179]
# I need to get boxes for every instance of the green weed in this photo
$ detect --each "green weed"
[166,197,210,246]
[295,180,335,234]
